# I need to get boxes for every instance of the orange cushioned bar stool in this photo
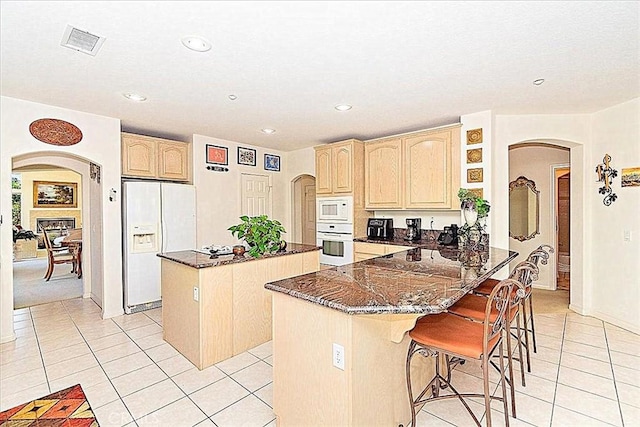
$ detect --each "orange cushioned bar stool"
[447,261,538,418]
[406,279,521,427]
[473,245,553,369]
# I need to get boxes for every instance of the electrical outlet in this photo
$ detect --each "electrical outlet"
[333,343,345,370]
[193,286,199,301]
[624,230,632,242]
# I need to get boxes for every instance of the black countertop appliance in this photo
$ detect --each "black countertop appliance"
[405,218,422,241]
[367,218,394,240]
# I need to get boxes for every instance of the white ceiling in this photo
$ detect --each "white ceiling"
[1,1,638,152]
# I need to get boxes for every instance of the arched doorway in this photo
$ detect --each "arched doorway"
[291,174,316,245]
[505,139,582,313]
[11,152,104,310]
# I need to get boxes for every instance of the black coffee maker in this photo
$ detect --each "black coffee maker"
[405,218,421,241]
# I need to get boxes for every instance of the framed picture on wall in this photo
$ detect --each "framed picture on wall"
[238,147,256,166]
[33,181,77,208]
[206,144,228,165]
[264,154,280,172]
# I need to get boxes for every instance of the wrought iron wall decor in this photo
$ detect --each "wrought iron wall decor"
[595,154,618,206]
[90,162,101,183]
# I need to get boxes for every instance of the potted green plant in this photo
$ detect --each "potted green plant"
[228,215,287,258]
[457,189,490,249]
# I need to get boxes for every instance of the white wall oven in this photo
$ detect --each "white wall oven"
[317,196,353,223]
[317,222,354,266]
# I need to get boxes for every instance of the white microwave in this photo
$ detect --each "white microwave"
[317,196,353,223]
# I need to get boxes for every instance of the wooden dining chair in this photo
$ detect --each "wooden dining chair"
[41,228,76,281]
[406,279,521,427]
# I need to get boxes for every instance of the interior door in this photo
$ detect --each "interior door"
[241,174,271,216]
[302,179,316,245]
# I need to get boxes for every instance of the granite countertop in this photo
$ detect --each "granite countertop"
[354,228,447,249]
[157,243,321,269]
[265,246,517,315]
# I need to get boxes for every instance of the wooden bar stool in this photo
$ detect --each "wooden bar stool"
[473,245,553,369]
[447,261,538,417]
[406,279,521,427]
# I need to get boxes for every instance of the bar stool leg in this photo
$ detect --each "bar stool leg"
[528,295,537,353]
[504,322,517,418]
[515,310,526,386]
[498,341,510,427]
[406,341,418,426]
[521,301,532,372]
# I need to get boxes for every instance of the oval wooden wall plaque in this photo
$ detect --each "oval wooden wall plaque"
[29,118,83,146]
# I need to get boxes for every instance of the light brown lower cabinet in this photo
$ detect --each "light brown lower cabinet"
[353,241,413,262]
[161,250,319,370]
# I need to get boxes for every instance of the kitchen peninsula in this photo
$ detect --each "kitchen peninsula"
[158,243,320,370]
[265,246,517,426]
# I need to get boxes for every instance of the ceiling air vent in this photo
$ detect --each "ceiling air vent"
[60,25,106,56]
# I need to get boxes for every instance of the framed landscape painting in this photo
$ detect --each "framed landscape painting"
[33,181,77,208]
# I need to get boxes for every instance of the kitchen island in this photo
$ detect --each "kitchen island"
[265,246,517,426]
[158,243,320,370]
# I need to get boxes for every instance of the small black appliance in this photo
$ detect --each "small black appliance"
[405,218,421,241]
[437,224,459,246]
[367,218,394,240]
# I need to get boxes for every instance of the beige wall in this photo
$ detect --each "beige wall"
[509,145,570,289]
[192,134,289,247]
[17,169,83,234]
[493,98,640,334]
[589,99,640,331]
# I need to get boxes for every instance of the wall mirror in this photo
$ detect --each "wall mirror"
[509,176,540,241]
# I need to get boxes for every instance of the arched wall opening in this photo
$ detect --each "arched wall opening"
[497,138,585,313]
[11,151,104,312]
[290,174,316,245]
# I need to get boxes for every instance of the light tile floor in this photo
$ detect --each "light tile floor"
[1,298,639,426]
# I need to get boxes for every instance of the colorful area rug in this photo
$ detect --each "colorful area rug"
[0,384,98,426]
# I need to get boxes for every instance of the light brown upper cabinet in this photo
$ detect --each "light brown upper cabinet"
[122,133,190,181]
[365,125,461,210]
[364,138,403,209]
[314,139,363,196]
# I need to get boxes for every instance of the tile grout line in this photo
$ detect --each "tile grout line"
[603,322,626,427]
[29,306,52,396]
[547,311,567,427]
[59,299,139,425]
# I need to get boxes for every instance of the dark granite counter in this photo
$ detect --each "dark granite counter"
[354,228,446,248]
[265,246,517,315]
[157,242,321,269]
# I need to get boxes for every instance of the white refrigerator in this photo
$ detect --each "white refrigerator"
[122,181,196,314]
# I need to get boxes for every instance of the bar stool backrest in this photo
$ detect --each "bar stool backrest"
[483,279,517,356]
[509,261,539,301]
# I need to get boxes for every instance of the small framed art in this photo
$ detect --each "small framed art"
[238,147,256,166]
[264,154,281,172]
[206,144,228,165]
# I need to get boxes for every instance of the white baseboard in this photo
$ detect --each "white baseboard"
[101,307,124,319]
[568,303,585,315]
[590,310,640,335]
[0,332,17,344]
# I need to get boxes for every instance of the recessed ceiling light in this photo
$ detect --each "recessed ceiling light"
[261,128,276,135]
[228,95,237,101]
[335,104,352,111]
[533,78,545,86]
[181,36,211,52]
[122,93,147,102]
